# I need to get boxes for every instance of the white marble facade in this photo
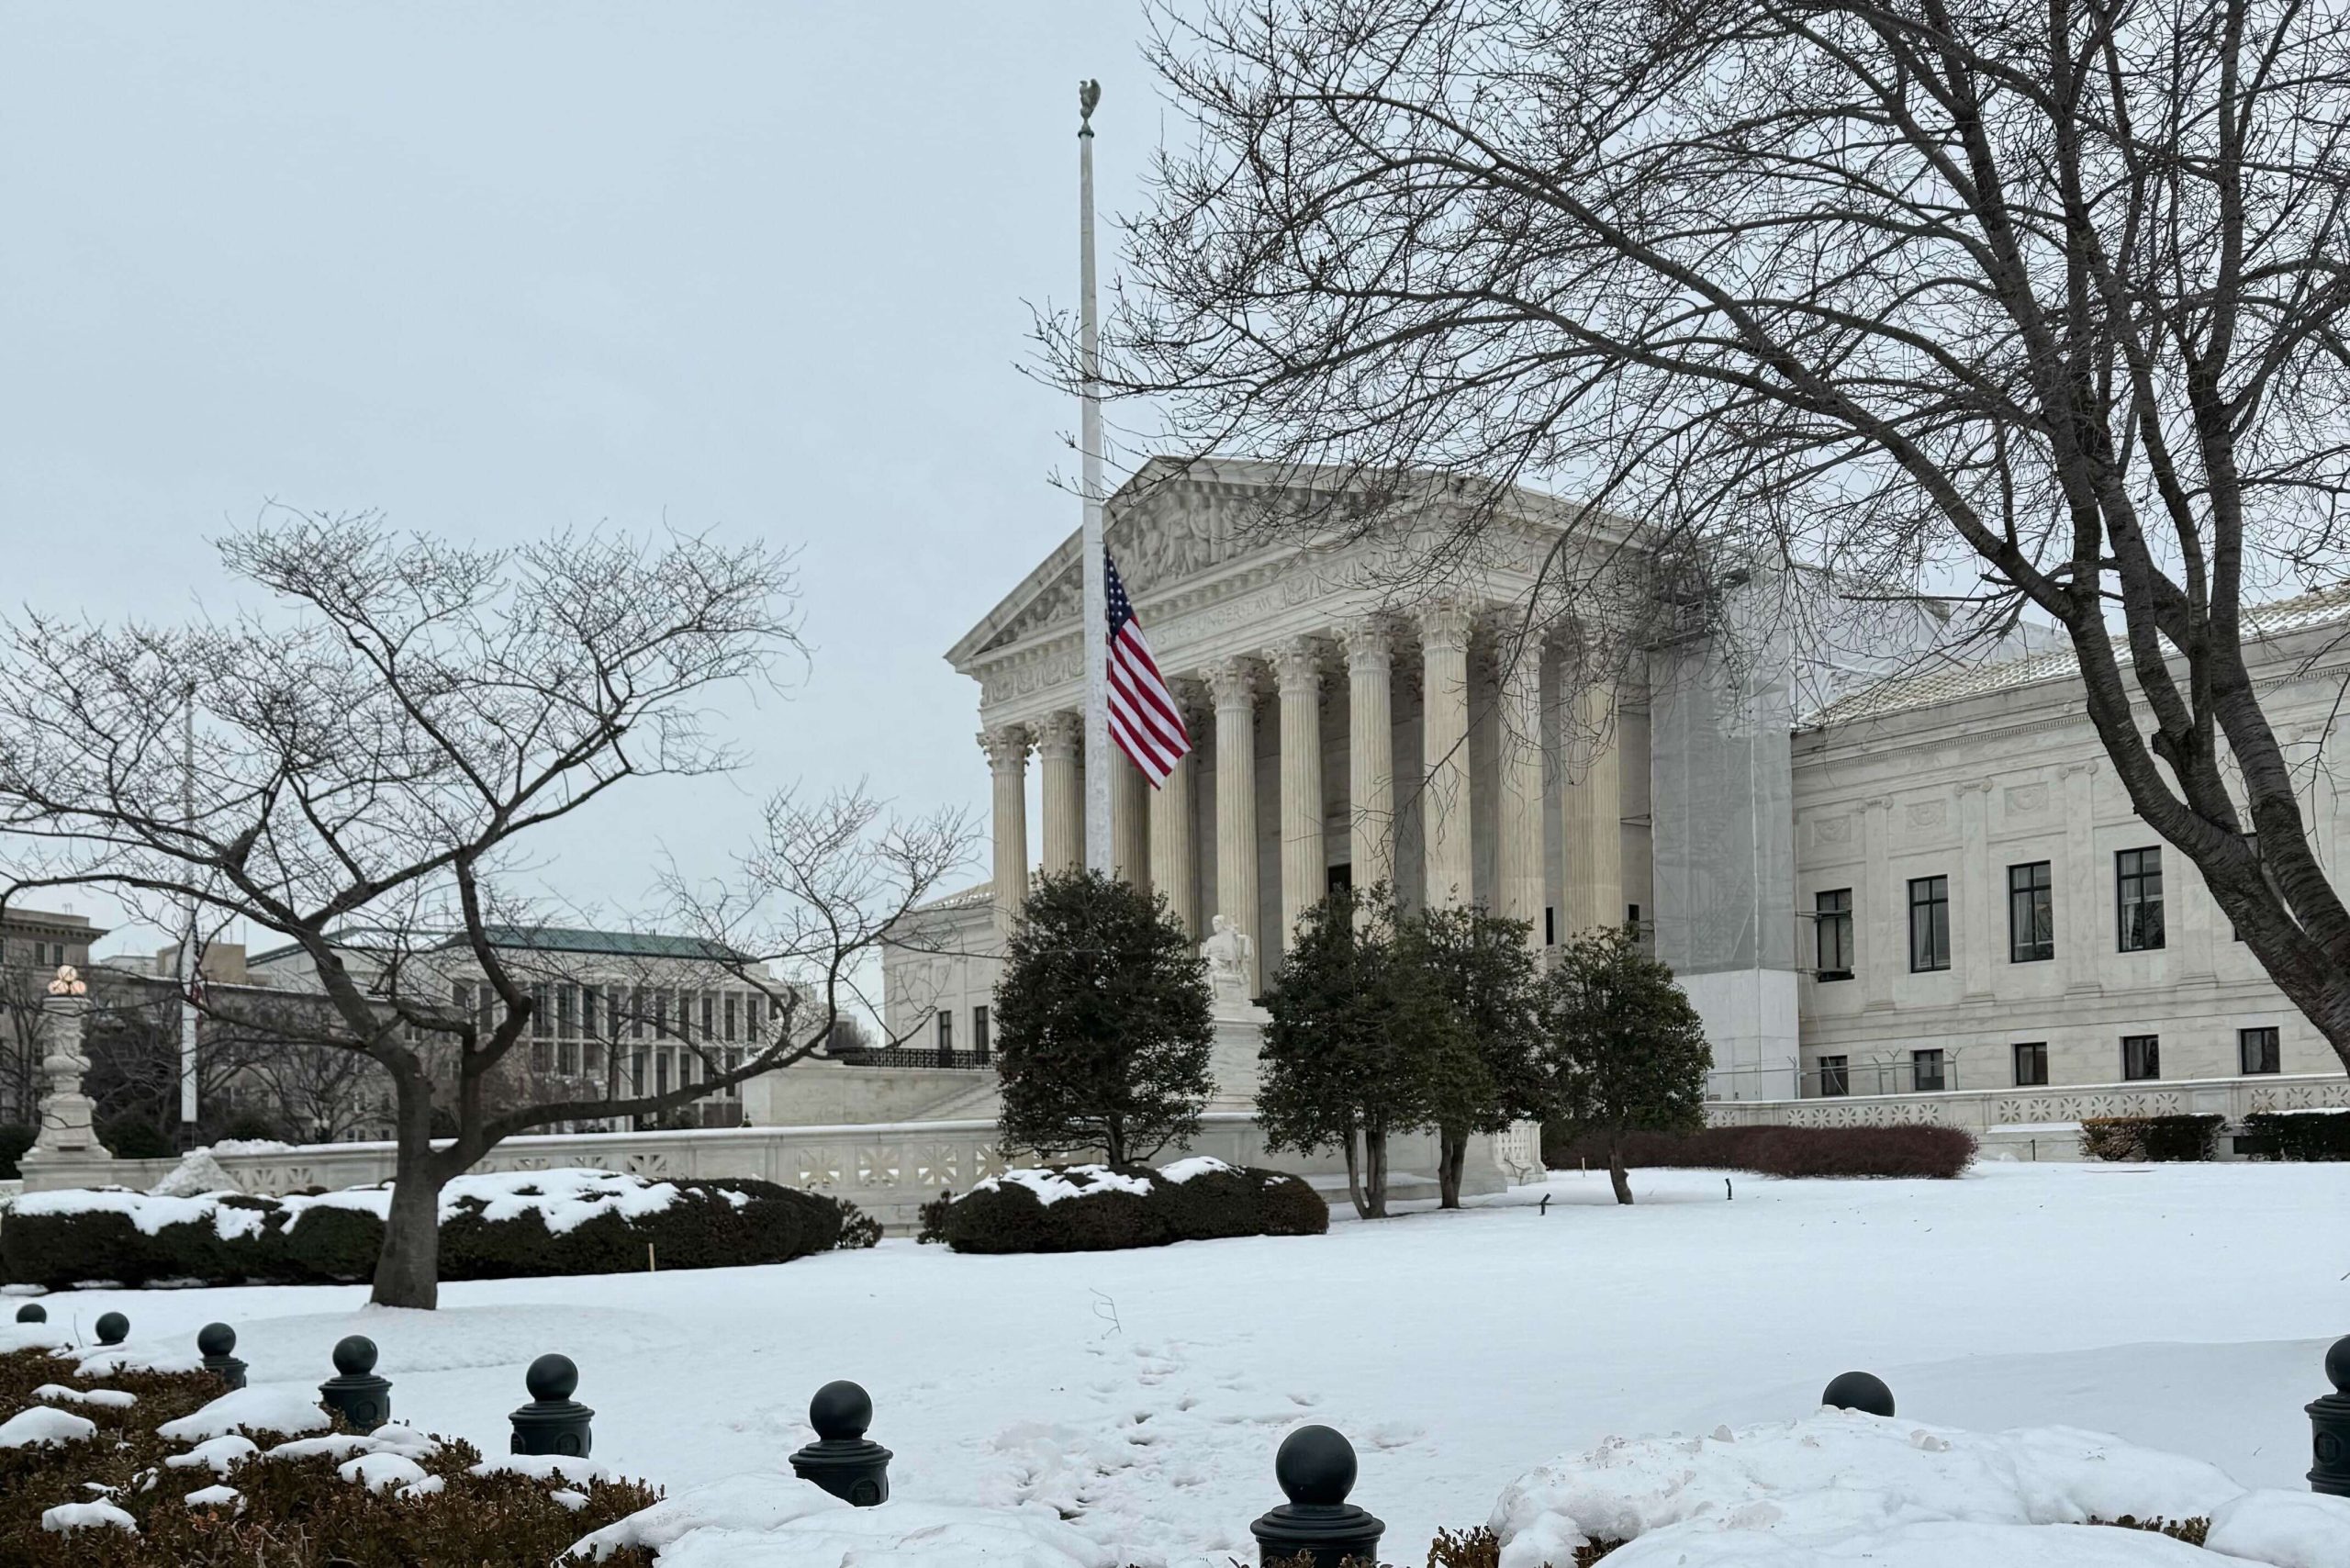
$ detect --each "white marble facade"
[941,459,1647,1003]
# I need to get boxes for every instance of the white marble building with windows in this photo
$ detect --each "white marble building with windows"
[890,460,2350,1129]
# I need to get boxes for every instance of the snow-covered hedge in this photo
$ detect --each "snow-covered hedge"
[1486,1409,2350,1567]
[0,1169,853,1289]
[941,1157,1328,1253]
[0,1340,661,1565]
[2240,1107,2350,1161]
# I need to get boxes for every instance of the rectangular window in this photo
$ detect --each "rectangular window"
[1912,1047,1947,1092]
[2012,1041,2049,1087]
[531,983,549,1037]
[629,986,645,1040]
[1818,1055,1850,1096]
[972,1004,990,1062]
[1815,889,1853,980]
[629,1049,646,1095]
[723,994,738,1042]
[2117,847,2165,951]
[1908,875,1951,972]
[2008,861,2054,962]
[654,991,670,1038]
[746,993,764,1041]
[556,985,576,1038]
[936,1011,954,1054]
[556,1039,579,1076]
[700,994,715,1041]
[1544,907,1555,946]
[655,1049,671,1096]
[722,1047,742,1098]
[531,1037,551,1073]
[2239,1025,2281,1075]
[2122,1033,2161,1081]
[580,985,600,1039]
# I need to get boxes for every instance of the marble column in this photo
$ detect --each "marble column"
[1561,677,1624,934]
[1419,601,1475,908]
[979,724,1031,941]
[1149,679,1204,937]
[1212,657,1262,987]
[1496,633,1546,941]
[1344,619,1396,898]
[1273,636,1326,952]
[1037,710,1084,877]
[1111,750,1149,890]
[1957,779,1996,999]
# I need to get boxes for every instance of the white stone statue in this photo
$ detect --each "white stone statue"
[1203,914,1255,1009]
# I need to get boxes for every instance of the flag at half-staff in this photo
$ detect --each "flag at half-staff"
[1103,550,1192,785]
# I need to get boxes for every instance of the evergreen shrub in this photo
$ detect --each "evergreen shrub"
[942,1159,1327,1253]
[2078,1114,2224,1161]
[1551,1124,1975,1179]
[0,1124,32,1181]
[2237,1108,2350,1161]
[2,1175,845,1290]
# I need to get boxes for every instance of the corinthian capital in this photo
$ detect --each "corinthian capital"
[1269,635,1326,691]
[977,724,1030,774]
[1035,710,1083,760]
[1341,615,1396,671]
[1416,599,1474,652]
[1209,656,1259,711]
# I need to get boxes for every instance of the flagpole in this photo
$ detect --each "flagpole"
[1078,80,1113,875]
[179,680,199,1134]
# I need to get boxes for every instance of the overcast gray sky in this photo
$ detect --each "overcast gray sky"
[2,3,1165,953]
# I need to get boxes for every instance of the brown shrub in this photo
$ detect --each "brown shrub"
[1553,1125,1975,1180]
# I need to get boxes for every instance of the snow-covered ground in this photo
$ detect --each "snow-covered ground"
[10,1161,2346,1564]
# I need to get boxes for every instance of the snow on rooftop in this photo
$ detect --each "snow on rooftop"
[1805,581,2350,728]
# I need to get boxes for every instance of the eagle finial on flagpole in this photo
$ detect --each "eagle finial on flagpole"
[1079,79,1101,136]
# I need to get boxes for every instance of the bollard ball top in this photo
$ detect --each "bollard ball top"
[809,1379,872,1441]
[2326,1335,2350,1394]
[525,1352,579,1403]
[14,1303,45,1324]
[1274,1423,1358,1507]
[196,1322,236,1357]
[333,1335,378,1377]
[95,1311,129,1346]
[1822,1371,1896,1418]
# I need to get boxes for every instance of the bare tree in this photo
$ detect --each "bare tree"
[1095,0,2350,1068]
[0,511,957,1307]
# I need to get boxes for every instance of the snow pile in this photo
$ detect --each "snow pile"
[206,1138,295,1155]
[1487,1412,2350,1567]
[1157,1157,1237,1184]
[2207,1491,2350,1567]
[149,1148,239,1198]
[8,1185,275,1241]
[39,1500,136,1534]
[30,1383,135,1408]
[166,1434,258,1473]
[184,1484,240,1508]
[0,1405,97,1450]
[971,1166,1154,1206]
[156,1385,331,1443]
[571,1473,1115,1567]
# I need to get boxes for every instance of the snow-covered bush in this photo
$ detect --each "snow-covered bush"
[0,1340,661,1565]
[942,1157,1327,1253]
[0,1169,844,1289]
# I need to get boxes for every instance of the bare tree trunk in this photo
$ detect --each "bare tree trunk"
[1342,1127,1370,1220]
[1437,1128,1468,1208]
[370,1075,443,1309]
[1608,1133,1633,1206]
[1365,1123,1390,1218]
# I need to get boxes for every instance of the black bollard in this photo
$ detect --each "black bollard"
[95,1311,129,1347]
[2309,1335,2350,1496]
[789,1380,892,1506]
[509,1353,594,1458]
[319,1336,393,1433]
[14,1304,45,1324]
[196,1323,247,1390]
[1249,1425,1384,1568]
[1822,1371,1896,1418]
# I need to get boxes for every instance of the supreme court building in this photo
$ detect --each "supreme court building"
[883,459,2350,1122]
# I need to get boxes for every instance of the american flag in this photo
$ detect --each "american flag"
[1104,550,1192,784]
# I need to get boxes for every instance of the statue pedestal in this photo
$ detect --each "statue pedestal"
[1206,1005,1268,1111]
[18,987,122,1194]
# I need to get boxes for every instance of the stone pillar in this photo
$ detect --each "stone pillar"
[979,725,1030,943]
[1273,636,1326,952]
[1561,677,1624,934]
[1957,779,1996,1000]
[1862,794,1897,1010]
[1212,657,1263,987]
[1111,750,1149,890]
[18,973,112,1193]
[1149,679,1204,937]
[1419,601,1475,908]
[1037,710,1084,877]
[2059,760,2101,992]
[1496,633,1546,942]
[1344,619,1396,897]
